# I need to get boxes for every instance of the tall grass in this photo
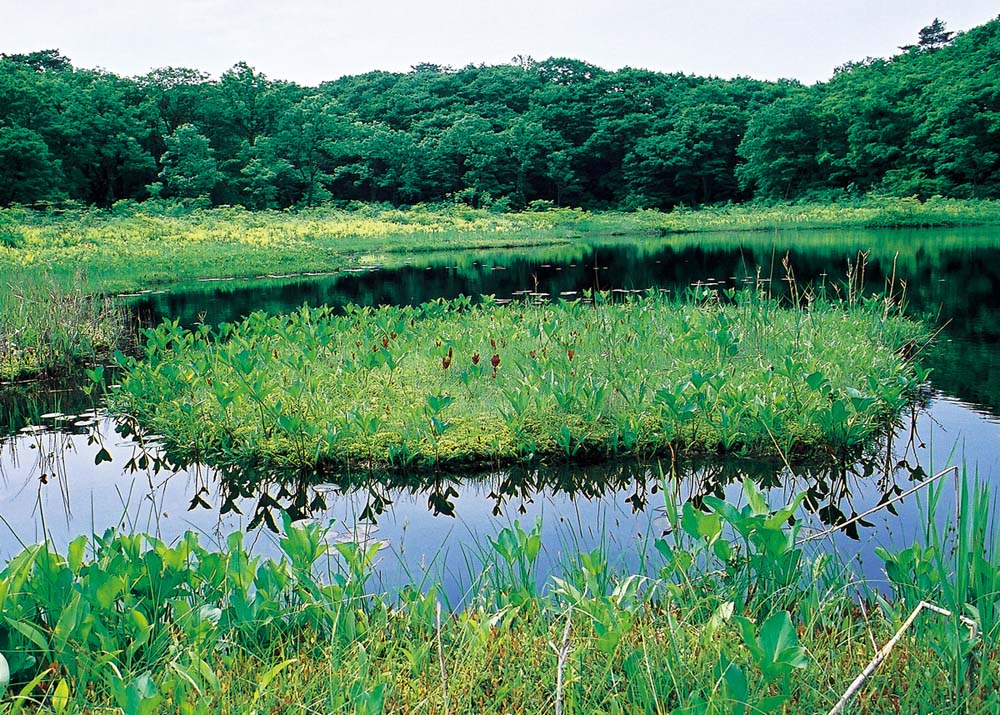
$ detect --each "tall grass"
[0,273,126,382]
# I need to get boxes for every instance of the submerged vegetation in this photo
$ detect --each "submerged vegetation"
[0,273,126,382]
[0,472,996,713]
[110,286,926,474]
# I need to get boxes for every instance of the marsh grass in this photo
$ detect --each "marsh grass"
[0,468,996,714]
[110,287,927,475]
[2,197,1000,294]
[0,273,126,382]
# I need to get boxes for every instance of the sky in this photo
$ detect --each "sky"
[1,0,998,86]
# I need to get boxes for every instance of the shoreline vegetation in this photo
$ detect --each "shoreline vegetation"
[0,471,996,713]
[110,288,926,473]
[0,274,125,383]
[2,197,1000,294]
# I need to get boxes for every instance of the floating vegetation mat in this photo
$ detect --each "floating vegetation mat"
[110,289,927,474]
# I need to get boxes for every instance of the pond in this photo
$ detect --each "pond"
[2,226,999,598]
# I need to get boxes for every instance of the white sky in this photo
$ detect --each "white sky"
[1,1,997,86]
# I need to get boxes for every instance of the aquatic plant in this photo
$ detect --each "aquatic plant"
[0,469,995,713]
[110,288,927,474]
[0,273,126,382]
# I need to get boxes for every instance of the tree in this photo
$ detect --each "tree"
[215,62,299,148]
[502,116,566,207]
[157,124,220,199]
[625,104,747,207]
[899,18,955,52]
[435,114,511,204]
[138,67,211,135]
[0,49,72,72]
[55,71,157,205]
[264,97,346,206]
[918,18,955,50]
[0,126,62,204]
[736,95,828,199]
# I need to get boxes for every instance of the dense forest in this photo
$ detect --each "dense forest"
[1,17,998,210]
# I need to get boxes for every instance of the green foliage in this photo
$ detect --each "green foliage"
[155,124,220,200]
[0,272,126,381]
[3,16,998,210]
[110,290,925,474]
[4,200,1000,298]
[0,127,62,206]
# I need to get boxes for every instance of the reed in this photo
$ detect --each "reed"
[0,273,126,382]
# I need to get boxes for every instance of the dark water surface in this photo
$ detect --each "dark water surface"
[3,227,999,595]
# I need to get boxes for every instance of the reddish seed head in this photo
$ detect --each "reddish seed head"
[382,337,389,348]
[567,349,574,361]
[472,352,480,365]
[490,338,496,349]
[491,353,500,369]
[443,347,453,370]
[530,350,537,359]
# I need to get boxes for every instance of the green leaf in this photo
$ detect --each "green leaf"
[52,592,82,655]
[51,678,69,714]
[702,495,743,527]
[743,477,768,516]
[681,501,722,542]
[8,619,50,661]
[756,610,809,679]
[758,610,796,658]
[67,535,88,574]
[256,658,298,697]
[805,371,825,390]
[756,694,790,712]
[425,393,453,413]
[713,538,732,562]
[715,653,747,714]
[126,673,163,715]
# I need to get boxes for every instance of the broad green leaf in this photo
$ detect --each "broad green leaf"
[743,477,768,516]
[681,501,722,542]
